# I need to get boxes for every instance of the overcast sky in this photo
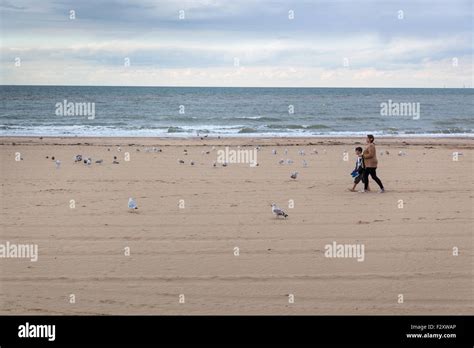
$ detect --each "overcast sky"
[1,0,472,87]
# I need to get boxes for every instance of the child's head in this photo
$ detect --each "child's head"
[355,147,363,155]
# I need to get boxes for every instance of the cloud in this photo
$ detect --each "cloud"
[0,0,472,87]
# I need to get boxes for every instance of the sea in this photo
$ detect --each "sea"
[1,85,472,137]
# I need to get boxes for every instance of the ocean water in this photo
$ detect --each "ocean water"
[1,85,472,137]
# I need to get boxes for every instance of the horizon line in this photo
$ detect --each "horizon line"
[1,84,472,89]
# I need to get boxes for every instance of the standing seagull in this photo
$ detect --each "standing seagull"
[55,160,61,169]
[290,171,298,180]
[128,198,138,210]
[271,203,288,218]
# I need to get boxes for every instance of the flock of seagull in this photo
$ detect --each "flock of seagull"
[45,145,363,220]
[122,146,320,219]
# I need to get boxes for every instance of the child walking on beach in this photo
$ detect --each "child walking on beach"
[349,147,368,192]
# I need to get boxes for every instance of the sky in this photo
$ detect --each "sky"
[0,0,472,87]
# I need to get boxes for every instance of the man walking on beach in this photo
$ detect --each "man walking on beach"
[361,134,385,193]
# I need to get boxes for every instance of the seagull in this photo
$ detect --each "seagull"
[279,159,285,165]
[213,161,217,167]
[272,149,277,155]
[302,160,308,167]
[190,160,195,165]
[86,158,92,165]
[178,159,185,164]
[95,159,103,164]
[298,149,305,156]
[284,148,288,155]
[271,203,288,218]
[286,159,293,164]
[55,160,61,169]
[117,147,122,152]
[222,162,228,167]
[75,155,82,162]
[290,171,298,179]
[128,198,138,210]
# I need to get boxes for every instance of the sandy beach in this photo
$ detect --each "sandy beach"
[0,136,472,315]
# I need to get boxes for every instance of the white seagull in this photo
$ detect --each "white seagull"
[271,203,288,218]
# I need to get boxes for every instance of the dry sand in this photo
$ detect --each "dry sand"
[0,136,472,314]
